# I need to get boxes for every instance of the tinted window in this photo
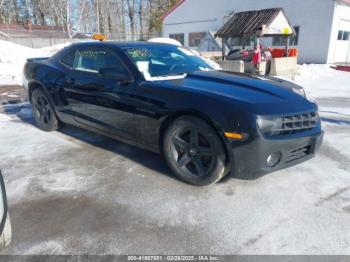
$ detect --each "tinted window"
[189,32,206,47]
[60,50,76,67]
[73,49,129,76]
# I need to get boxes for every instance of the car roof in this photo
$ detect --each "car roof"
[70,41,176,49]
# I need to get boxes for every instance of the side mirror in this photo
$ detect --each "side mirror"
[99,68,131,84]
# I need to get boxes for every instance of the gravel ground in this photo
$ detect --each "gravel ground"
[0,86,349,255]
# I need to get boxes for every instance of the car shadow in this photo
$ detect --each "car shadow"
[3,102,258,183]
[2,102,179,182]
[320,117,350,126]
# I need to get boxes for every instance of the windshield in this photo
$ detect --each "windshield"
[123,45,215,81]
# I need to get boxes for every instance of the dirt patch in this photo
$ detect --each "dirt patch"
[0,85,26,103]
[0,85,26,113]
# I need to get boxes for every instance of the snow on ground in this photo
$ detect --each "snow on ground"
[0,96,350,254]
[0,40,69,85]
[292,64,350,157]
[0,42,349,254]
[293,64,350,99]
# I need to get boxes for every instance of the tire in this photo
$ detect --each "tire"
[31,88,61,131]
[163,116,227,186]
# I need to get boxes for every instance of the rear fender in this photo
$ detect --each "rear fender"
[28,80,58,110]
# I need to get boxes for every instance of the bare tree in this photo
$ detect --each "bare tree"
[138,0,144,39]
[148,0,178,35]
[0,0,178,40]
[0,0,6,10]
[51,0,86,38]
[31,0,49,25]
[114,0,127,39]
[0,0,5,24]
[126,0,136,40]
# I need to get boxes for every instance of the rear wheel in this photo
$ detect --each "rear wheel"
[163,116,227,186]
[31,88,61,131]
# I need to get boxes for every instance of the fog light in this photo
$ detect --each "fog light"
[266,152,281,167]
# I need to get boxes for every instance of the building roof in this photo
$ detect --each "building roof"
[215,8,295,38]
[160,0,186,21]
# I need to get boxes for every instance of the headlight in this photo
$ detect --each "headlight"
[304,89,316,103]
[257,116,283,136]
[292,87,316,103]
[291,87,306,98]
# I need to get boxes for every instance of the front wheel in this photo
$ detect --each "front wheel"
[163,116,227,186]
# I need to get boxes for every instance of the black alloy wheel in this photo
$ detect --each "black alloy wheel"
[171,128,214,177]
[163,116,227,186]
[31,88,60,131]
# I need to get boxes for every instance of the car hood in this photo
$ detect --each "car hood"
[156,70,316,114]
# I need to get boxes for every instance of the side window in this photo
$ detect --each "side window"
[73,49,129,77]
[272,26,300,46]
[338,31,350,41]
[60,50,76,68]
[169,33,185,46]
[189,32,206,47]
[74,50,100,73]
[289,26,299,46]
[338,30,344,40]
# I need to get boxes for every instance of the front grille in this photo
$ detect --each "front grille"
[272,112,318,136]
[285,146,311,163]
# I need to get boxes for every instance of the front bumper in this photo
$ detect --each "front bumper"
[229,130,324,179]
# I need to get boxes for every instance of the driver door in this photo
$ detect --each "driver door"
[62,47,137,139]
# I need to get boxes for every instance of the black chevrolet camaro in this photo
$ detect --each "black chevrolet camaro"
[23,41,323,185]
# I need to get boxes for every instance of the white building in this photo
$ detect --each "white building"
[162,0,350,64]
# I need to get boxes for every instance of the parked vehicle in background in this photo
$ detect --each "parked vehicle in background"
[227,48,272,63]
[0,170,11,250]
[23,41,323,186]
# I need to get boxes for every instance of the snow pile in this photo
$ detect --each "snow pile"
[0,40,69,85]
[293,64,350,99]
[39,43,70,57]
